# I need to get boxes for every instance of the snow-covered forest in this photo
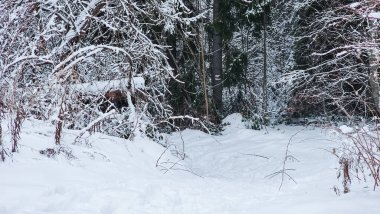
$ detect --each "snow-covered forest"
[0,0,380,213]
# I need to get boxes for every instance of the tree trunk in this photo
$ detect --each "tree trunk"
[368,19,380,114]
[166,33,178,76]
[198,23,209,119]
[262,10,268,123]
[212,0,223,116]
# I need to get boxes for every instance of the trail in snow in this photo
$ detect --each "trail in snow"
[0,114,379,214]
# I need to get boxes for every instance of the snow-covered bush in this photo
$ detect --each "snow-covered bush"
[0,0,199,152]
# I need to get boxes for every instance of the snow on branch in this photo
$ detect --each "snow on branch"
[75,109,116,143]
[70,77,145,94]
[53,45,133,81]
[58,0,106,49]
[1,55,53,76]
[163,115,210,133]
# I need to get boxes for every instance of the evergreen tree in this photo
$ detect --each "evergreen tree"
[209,0,272,121]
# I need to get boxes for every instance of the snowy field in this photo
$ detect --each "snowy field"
[0,114,379,214]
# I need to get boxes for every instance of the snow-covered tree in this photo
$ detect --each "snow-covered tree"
[288,0,380,118]
[222,0,297,126]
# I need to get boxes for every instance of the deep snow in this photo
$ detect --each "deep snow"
[0,113,379,214]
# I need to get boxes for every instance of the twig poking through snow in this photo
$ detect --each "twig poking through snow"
[278,128,305,190]
[266,128,305,190]
[239,153,270,159]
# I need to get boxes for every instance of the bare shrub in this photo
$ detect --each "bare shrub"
[55,105,65,146]
[338,157,351,193]
[337,127,380,191]
[10,109,25,153]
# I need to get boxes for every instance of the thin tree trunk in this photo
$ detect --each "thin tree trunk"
[166,33,178,76]
[199,23,209,119]
[262,10,268,123]
[368,18,380,113]
[212,0,223,117]
[195,0,209,118]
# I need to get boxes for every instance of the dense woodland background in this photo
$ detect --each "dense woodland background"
[0,0,379,148]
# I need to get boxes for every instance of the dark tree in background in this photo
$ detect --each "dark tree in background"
[209,0,273,123]
[211,0,223,117]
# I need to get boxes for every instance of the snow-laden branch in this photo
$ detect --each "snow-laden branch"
[75,109,116,143]
[53,45,133,81]
[57,0,106,50]
[162,115,210,134]
[1,55,53,76]
[70,77,145,94]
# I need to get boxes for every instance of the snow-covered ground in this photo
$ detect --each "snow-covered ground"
[0,114,379,214]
